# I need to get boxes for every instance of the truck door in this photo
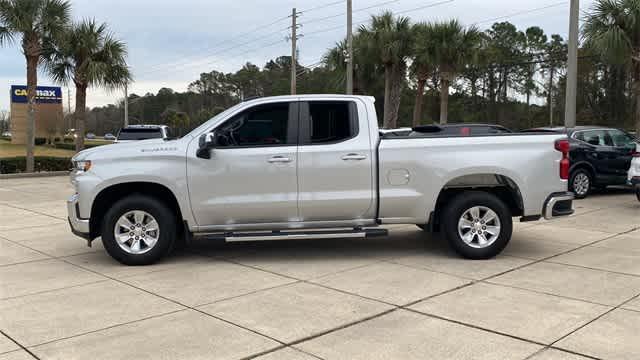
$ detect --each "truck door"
[186,101,300,227]
[296,100,375,221]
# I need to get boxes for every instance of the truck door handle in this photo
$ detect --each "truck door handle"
[341,153,367,161]
[267,156,292,163]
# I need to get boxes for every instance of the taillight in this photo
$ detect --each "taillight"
[555,139,570,180]
[554,139,570,153]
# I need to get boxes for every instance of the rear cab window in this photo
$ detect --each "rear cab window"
[301,101,358,144]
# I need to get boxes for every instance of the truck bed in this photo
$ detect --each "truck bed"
[377,133,568,222]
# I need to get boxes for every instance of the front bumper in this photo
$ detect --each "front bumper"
[543,191,575,220]
[67,193,91,240]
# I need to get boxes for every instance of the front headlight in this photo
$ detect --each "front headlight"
[73,160,92,172]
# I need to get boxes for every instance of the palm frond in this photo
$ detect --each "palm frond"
[583,0,640,65]
[45,18,131,90]
[0,24,14,44]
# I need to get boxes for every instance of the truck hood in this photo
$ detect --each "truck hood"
[72,138,179,161]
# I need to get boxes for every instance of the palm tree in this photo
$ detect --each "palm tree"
[324,35,383,98]
[0,0,70,172]
[431,20,481,124]
[323,40,349,91]
[411,21,437,126]
[47,19,131,151]
[359,11,412,129]
[583,0,640,135]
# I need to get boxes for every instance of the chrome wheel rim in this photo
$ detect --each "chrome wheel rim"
[114,210,160,255]
[457,206,501,249]
[573,173,590,196]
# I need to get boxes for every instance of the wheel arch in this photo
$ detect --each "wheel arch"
[428,173,524,231]
[89,182,184,239]
[569,161,596,179]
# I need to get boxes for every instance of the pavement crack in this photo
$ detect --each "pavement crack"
[0,329,42,360]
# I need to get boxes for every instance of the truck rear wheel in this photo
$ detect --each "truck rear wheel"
[441,191,512,259]
[102,195,176,265]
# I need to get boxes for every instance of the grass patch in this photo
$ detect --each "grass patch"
[0,138,112,173]
[0,138,112,158]
[0,139,75,158]
[86,138,113,146]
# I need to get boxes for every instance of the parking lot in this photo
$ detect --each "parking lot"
[0,176,639,360]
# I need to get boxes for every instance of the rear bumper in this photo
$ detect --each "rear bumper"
[67,193,91,240]
[543,191,575,220]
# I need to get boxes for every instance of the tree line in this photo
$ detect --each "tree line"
[3,0,640,173]
[91,0,640,137]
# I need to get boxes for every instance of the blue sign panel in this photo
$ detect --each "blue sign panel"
[10,85,62,104]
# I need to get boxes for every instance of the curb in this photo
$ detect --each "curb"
[0,171,69,179]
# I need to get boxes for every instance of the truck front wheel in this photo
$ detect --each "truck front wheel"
[442,191,512,259]
[102,195,176,265]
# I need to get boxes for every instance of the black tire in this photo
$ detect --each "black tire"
[102,195,176,265]
[441,191,512,259]
[570,169,592,199]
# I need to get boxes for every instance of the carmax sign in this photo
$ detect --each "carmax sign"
[10,85,62,104]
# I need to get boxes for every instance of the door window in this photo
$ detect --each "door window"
[579,130,608,146]
[216,102,293,147]
[607,129,636,148]
[303,101,357,144]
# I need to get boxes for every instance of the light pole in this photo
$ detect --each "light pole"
[346,0,353,94]
[564,0,579,128]
[124,83,129,127]
[290,8,298,95]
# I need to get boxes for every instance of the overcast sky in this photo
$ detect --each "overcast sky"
[0,0,596,111]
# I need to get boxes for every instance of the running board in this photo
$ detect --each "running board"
[197,228,388,242]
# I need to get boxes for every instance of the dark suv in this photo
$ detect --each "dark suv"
[524,126,638,198]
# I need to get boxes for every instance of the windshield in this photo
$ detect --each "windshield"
[117,128,163,140]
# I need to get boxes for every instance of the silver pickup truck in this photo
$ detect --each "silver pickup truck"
[68,95,574,265]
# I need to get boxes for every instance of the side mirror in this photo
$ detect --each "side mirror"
[196,132,216,159]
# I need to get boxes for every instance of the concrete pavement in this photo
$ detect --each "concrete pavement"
[0,176,639,359]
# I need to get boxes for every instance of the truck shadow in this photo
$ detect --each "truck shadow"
[184,227,465,262]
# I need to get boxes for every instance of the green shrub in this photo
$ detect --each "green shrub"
[0,136,10,141]
[0,156,71,174]
[63,137,73,143]
[35,137,46,145]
